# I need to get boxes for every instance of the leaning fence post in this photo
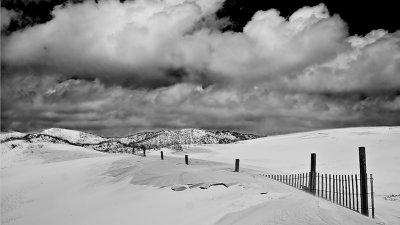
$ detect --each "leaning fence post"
[370,174,375,218]
[185,155,189,165]
[309,153,316,194]
[234,159,239,172]
[359,147,369,216]
[161,151,164,160]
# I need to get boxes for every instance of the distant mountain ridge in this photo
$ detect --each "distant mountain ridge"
[1,128,260,153]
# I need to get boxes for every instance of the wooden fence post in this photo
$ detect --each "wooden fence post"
[339,175,342,204]
[336,175,339,204]
[325,174,328,199]
[351,175,355,210]
[370,174,375,218]
[341,175,345,206]
[234,159,239,172]
[347,175,351,209]
[309,153,316,194]
[359,147,369,216]
[332,175,335,203]
[291,174,294,186]
[336,174,340,203]
[329,174,331,201]
[319,173,322,197]
[161,151,164,160]
[185,155,189,165]
[344,175,348,207]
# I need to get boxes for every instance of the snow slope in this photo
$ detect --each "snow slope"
[0,132,26,142]
[152,126,400,225]
[40,128,107,144]
[1,141,378,225]
[165,126,400,195]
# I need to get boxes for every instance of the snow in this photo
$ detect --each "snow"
[40,128,106,144]
[152,126,400,224]
[165,126,400,194]
[0,132,26,142]
[1,126,399,225]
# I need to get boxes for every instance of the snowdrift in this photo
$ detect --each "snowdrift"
[1,126,399,225]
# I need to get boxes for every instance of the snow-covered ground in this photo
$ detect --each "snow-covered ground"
[152,126,400,224]
[1,126,399,225]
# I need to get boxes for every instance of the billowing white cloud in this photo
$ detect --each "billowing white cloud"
[289,30,400,93]
[1,1,400,135]
[2,1,348,84]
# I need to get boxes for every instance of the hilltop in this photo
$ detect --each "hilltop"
[1,128,260,153]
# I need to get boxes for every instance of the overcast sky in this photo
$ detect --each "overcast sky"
[1,0,400,136]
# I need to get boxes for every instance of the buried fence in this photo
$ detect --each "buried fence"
[155,147,375,218]
[264,147,375,218]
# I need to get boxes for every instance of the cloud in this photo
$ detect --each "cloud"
[287,30,400,93]
[1,7,18,30]
[1,1,400,135]
[2,1,347,86]
[2,73,398,136]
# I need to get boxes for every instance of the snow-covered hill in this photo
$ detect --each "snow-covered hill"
[41,128,107,144]
[164,126,400,195]
[0,128,259,153]
[132,129,259,148]
[0,131,26,142]
[155,126,400,224]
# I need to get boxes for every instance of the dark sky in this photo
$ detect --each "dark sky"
[219,1,399,35]
[2,0,399,34]
[1,0,400,136]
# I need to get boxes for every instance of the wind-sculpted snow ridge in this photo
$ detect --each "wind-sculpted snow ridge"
[0,128,260,153]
